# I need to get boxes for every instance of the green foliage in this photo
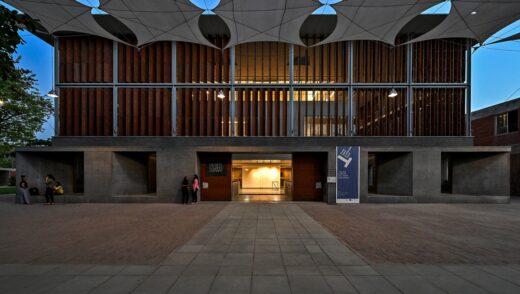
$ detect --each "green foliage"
[0,6,35,80]
[0,67,53,150]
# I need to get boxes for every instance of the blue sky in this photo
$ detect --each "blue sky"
[3,0,520,139]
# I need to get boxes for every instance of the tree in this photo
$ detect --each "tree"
[0,67,53,152]
[0,6,53,151]
[0,5,34,80]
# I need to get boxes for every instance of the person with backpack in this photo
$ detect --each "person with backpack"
[44,174,56,205]
[191,174,199,204]
[181,176,190,204]
[19,175,30,205]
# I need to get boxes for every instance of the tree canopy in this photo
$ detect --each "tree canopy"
[0,5,53,152]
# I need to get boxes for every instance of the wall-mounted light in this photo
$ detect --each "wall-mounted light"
[217,90,225,99]
[47,90,59,98]
[388,88,398,98]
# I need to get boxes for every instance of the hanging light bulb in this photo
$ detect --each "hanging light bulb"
[217,90,225,99]
[47,90,59,98]
[0,99,5,107]
[388,88,398,98]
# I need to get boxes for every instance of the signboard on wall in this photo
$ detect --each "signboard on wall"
[336,146,360,203]
[206,161,227,176]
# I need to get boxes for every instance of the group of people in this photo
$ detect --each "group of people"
[181,174,199,204]
[18,174,64,205]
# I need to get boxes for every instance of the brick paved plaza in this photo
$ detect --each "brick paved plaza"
[1,201,520,293]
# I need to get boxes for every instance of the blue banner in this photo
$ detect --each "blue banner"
[336,146,360,203]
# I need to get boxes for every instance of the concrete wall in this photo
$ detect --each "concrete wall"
[16,139,511,204]
[451,152,510,196]
[112,152,151,195]
[16,152,82,196]
[374,152,413,196]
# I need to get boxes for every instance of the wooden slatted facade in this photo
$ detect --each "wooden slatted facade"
[59,88,113,136]
[118,42,172,83]
[117,88,172,136]
[56,36,469,138]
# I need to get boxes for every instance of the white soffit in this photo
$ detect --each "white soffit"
[99,0,215,47]
[317,0,443,46]
[5,0,124,42]
[410,0,520,44]
[214,0,322,47]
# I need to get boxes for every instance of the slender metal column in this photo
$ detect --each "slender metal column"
[289,44,295,136]
[466,39,472,136]
[230,46,236,136]
[112,41,118,136]
[54,37,60,137]
[407,42,413,136]
[172,41,177,136]
[348,41,354,136]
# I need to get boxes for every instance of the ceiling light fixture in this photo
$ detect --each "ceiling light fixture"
[217,90,225,99]
[470,11,477,15]
[388,89,398,98]
[47,90,59,98]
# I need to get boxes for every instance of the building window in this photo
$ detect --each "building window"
[496,110,518,135]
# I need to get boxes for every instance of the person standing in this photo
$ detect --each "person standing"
[19,175,30,205]
[191,174,199,204]
[181,176,190,204]
[44,174,56,205]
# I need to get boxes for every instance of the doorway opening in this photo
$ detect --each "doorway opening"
[231,154,292,202]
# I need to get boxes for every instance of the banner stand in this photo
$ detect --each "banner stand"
[336,146,360,204]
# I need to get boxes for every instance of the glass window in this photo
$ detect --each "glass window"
[508,110,518,133]
[497,112,509,134]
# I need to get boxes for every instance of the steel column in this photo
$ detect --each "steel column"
[466,39,472,136]
[289,44,295,136]
[407,42,413,136]
[348,41,354,136]
[172,41,177,136]
[230,46,236,136]
[112,41,118,136]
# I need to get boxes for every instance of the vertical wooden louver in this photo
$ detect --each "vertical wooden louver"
[118,42,172,83]
[59,36,113,83]
[413,39,466,83]
[177,40,230,83]
[295,40,349,83]
[117,88,172,136]
[353,40,407,83]
[355,89,408,136]
[59,88,113,136]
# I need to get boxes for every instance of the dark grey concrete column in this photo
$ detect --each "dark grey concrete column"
[359,149,369,201]
[412,150,442,198]
[156,149,197,202]
[84,151,113,201]
[326,150,337,204]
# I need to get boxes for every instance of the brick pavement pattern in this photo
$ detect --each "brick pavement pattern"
[2,203,520,293]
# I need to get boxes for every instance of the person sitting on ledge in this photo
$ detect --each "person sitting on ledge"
[54,181,64,196]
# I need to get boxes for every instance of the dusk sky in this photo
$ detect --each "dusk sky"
[3,0,520,139]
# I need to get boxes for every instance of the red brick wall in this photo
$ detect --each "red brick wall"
[472,112,520,146]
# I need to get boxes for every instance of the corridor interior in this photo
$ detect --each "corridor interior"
[231,154,292,202]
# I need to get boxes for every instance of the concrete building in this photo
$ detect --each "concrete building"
[10,0,514,204]
[473,98,520,196]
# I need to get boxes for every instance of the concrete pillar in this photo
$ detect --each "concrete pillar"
[359,150,369,201]
[326,149,336,204]
[156,149,197,202]
[84,151,113,201]
[412,150,441,199]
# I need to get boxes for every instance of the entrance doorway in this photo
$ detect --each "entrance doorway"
[231,154,292,202]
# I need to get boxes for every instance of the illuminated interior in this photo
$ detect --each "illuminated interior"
[232,155,292,202]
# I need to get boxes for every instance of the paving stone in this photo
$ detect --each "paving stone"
[385,275,446,294]
[45,264,93,275]
[218,265,253,276]
[119,265,157,275]
[168,275,215,294]
[319,265,343,276]
[153,266,186,276]
[282,252,316,266]
[254,253,283,265]
[255,245,281,253]
[323,275,358,294]
[280,244,307,253]
[209,275,251,294]
[252,276,291,294]
[132,275,178,294]
[255,238,279,246]
[286,265,322,276]
[288,275,333,294]
[475,265,520,286]
[83,265,124,275]
[182,264,220,276]
[373,264,417,276]
[175,245,204,253]
[162,253,197,266]
[424,275,488,294]
[90,275,145,294]
[253,264,286,275]
[48,275,111,294]
[222,253,254,266]
[407,264,452,276]
[348,276,401,294]
[443,265,520,294]
[339,265,379,276]
[192,253,226,266]
[228,244,255,253]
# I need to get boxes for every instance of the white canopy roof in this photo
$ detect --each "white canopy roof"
[6,0,520,48]
[410,0,520,44]
[99,0,215,47]
[5,0,125,43]
[214,0,322,47]
[317,0,443,46]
